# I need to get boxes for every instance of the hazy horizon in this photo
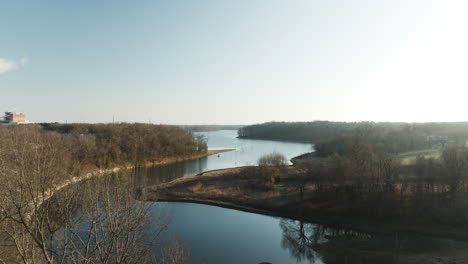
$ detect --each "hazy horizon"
[2,1,467,124]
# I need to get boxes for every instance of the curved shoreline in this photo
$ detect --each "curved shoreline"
[151,196,393,237]
[152,196,464,241]
[28,149,234,221]
[142,166,468,242]
[2,149,236,262]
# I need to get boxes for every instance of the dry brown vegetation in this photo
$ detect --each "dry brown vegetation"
[40,123,208,168]
[0,124,206,263]
[143,145,468,241]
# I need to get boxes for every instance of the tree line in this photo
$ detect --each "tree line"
[250,123,468,228]
[180,125,242,132]
[238,121,359,142]
[238,121,468,148]
[0,123,206,263]
[291,145,468,225]
[39,123,207,168]
[313,123,428,156]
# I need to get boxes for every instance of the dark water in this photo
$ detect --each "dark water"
[136,130,319,264]
[135,130,313,186]
[135,130,468,264]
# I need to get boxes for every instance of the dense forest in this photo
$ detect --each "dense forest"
[39,123,208,168]
[250,122,468,232]
[314,123,429,156]
[288,141,468,230]
[238,121,359,142]
[238,122,468,236]
[239,121,468,145]
[0,123,206,263]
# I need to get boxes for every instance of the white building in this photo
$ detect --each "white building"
[1,112,31,125]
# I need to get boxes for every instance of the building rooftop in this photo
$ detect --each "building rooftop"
[1,111,30,125]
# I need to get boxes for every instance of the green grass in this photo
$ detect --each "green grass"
[398,149,442,165]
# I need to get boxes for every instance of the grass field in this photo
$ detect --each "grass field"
[398,149,442,165]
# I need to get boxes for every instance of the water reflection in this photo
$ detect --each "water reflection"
[134,157,208,186]
[131,130,468,264]
[50,130,468,264]
[49,173,165,263]
[279,220,382,264]
[133,129,312,189]
[278,218,468,264]
[280,220,323,263]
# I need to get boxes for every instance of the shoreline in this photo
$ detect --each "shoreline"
[139,149,234,167]
[29,148,234,220]
[141,166,468,242]
[153,195,466,241]
[237,135,313,144]
[2,149,235,262]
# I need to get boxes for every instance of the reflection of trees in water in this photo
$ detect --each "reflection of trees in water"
[279,219,456,264]
[133,157,208,187]
[280,219,387,264]
[183,157,208,176]
[280,219,327,263]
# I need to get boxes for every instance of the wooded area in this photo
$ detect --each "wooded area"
[0,124,205,263]
[239,121,468,146]
[254,123,468,229]
[40,123,207,167]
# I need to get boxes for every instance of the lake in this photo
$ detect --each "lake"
[135,130,465,264]
[136,130,319,264]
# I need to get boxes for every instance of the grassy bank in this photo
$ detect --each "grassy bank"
[398,149,442,165]
[141,166,468,242]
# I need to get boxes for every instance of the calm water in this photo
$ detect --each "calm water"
[135,130,466,264]
[135,130,312,186]
[137,130,317,264]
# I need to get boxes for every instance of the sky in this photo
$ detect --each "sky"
[1,0,467,124]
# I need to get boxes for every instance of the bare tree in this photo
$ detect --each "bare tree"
[0,125,73,263]
[161,238,190,264]
[257,152,288,189]
[0,126,179,264]
[50,175,169,264]
[280,219,322,263]
[441,147,468,197]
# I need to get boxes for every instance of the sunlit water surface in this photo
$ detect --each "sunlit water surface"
[134,130,465,264]
[136,130,317,264]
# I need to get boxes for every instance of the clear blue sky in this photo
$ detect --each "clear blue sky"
[1,0,467,124]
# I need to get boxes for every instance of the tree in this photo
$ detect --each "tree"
[257,152,288,189]
[441,147,468,197]
[280,219,323,263]
[258,152,288,167]
[161,238,190,264]
[0,125,74,263]
[0,125,186,264]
